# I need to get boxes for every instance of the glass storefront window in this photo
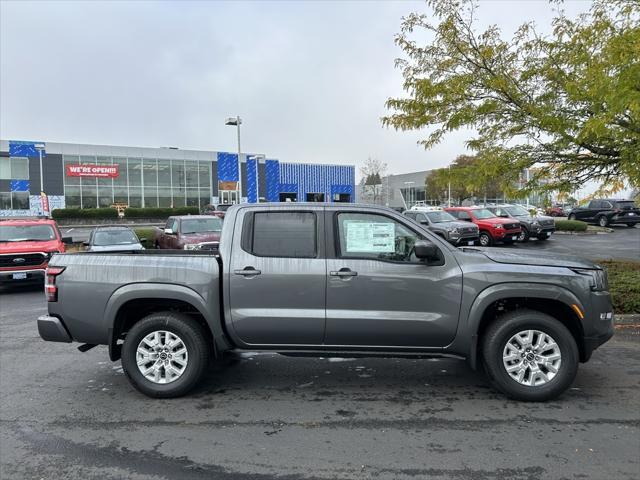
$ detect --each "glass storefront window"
[112,158,127,187]
[198,162,211,188]
[128,158,142,186]
[185,160,199,187]
[157,159,171,186]
[65,186,81,208]
[114,187,128,204]
[12,192,30,209]
[172,159,185,188]
[0,192,11,209]
[129,187,142,208]
[63,155,80,186]
[199,189,211,209]
[10,157,29,180]
[172,190,185,208]
[186,189,199,207]
[158,187,172,207]
[0,158,10,179]
[82,185,97,208]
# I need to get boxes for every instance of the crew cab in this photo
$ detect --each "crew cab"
[486,204,555,242]
[0,218,72,284]
[403,209,479,245]
[568,199,640,227]
[153,215,223,250]
[445,206,522,246]
[38,204,613,401]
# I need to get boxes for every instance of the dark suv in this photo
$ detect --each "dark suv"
[486,204,555,242]
[404,209,479,245]
[568,199,639,227]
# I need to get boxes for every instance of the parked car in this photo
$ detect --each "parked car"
[568,199,640,227]
[200,204,231,219]
[486,204,555,242]
[445,206,521,246]
[84,226,144,252]
[404,209,479,245]
[546,204,571,217]
[153,215,223,250]
[38,203,613,401]
[0,217,72,284]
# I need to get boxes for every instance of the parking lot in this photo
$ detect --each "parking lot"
[1,285,639,480]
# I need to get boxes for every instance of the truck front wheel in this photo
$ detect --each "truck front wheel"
[481,309,578,401]
[121,311,210,398]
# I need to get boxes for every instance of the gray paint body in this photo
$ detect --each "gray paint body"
[45,203,614,365]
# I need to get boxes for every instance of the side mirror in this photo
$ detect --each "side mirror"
[62,237,74,244]
[420,220,429,225]
[414,240,439,260]
[164,228,174,235]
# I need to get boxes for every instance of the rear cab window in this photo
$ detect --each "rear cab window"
[243,211,317,258]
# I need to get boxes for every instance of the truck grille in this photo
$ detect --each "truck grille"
[0,253,46,268]
[540,219,555,227]
[504,223,520,230]
[461,227,477,234]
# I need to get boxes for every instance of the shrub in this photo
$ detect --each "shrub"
[51,208,119,220]
[599,260,640,314]
[132,227,157,248]
[124,207,199,218]
[555,220,588,232]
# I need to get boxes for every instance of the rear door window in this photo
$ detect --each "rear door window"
[247,211,317,258]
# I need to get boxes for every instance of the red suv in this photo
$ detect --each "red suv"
[444,207,521,246]
[0,218,71,284]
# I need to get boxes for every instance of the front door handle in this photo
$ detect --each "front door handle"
[234,267,261,276]
[330,268,357,277]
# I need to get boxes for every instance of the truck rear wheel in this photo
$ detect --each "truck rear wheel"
[121,311,210,398]
[481,309,578,402]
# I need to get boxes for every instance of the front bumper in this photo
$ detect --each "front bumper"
[37,315,72,343]
[451,235,479,246]
[532,227,555,238]
[581,291,615,361]
[0,268,46,283]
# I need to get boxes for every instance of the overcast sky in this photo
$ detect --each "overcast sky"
[1,0,592,178]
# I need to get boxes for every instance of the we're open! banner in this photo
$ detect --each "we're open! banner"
[66,164,119,178]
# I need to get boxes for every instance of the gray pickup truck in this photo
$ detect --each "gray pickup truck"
[38,203,614,401]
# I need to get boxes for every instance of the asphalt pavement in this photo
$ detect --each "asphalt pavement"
[1,287,639,480]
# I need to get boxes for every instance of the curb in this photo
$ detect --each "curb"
[555,229,613,235]
[615,314,640,325]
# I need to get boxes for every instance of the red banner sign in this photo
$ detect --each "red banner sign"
[66,164,119,178]
[40,192,50,214]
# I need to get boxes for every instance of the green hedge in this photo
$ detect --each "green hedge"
[52,208,119,219]
[124,207,199,218]
[600,260,640,314]
[132,227,157,248]
[555,220,588,232]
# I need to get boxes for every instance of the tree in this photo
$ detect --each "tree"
[425,154,504,204]
[360,157,388,204]
[383,0,640,196]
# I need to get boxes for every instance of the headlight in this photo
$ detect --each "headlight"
[183,244,200,250]
[573,268,608,291]
[492,224,504,229]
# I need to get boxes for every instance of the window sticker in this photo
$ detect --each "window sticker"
[345,221,395,253]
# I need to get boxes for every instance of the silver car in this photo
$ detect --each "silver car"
[84,226,144,252]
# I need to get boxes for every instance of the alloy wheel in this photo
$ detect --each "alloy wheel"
[136,330,188,384]
[502,329,561,387]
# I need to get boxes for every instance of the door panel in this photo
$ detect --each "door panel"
[228,209,326,345]
[325,211,462,348]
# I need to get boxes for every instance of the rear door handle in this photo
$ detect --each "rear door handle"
[330,268,357,277]
[234,267,261,276]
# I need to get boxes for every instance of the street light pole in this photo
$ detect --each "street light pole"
[225,116,243,203]
[448,164,451,207]
[35,143,45,193]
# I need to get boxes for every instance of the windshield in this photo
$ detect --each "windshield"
[181,217,223,234]
[426,211,457,223]
[471,208,497,219]
[93,229,138,246]
[504,205,530,216]
[0,225,56,242]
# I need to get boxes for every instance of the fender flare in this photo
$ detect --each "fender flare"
[104,283,227,360]
[464,282,585,370]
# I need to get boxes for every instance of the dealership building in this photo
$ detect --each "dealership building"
[0,140,355,216]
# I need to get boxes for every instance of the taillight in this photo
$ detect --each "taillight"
[45,266,66,302]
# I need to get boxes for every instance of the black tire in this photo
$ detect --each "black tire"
[568,213,576,221]
[481,309,579,402]
[121,311,211,398]
[154,241,161,249]
[597,215,609,227]
[517,228,530,242]
[479,231,493,247]
[626,223,636,228]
